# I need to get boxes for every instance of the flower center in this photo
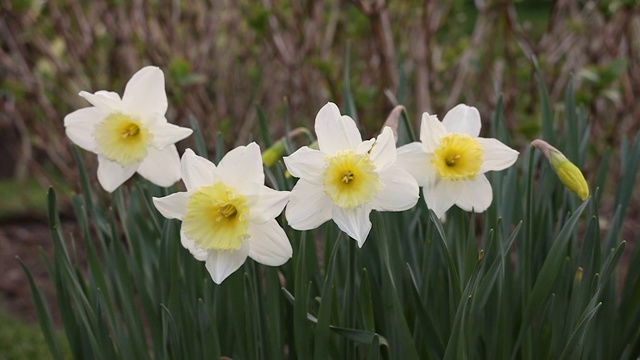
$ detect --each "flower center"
[183,182,250,251]
[322,150,382,208]
[432,133,483,180]
[94,113,151,165]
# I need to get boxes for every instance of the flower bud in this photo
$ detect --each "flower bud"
[262,140,285,168]
[531,139,589,201]
[382,105,405,143]
[261,127,313,168]
[575,266,583,283]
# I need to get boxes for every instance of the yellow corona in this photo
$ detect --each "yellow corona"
[183,182,250,251]
[94,113,151,165]
[323,150,382,208]
[431,133,483,180]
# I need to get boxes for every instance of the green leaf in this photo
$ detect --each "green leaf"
[264,267,284,359]
[198,299,220,359]
[429,210,462,302]
[513,198,590,357]
[376,215,420,360]
[533,56,555,144]
[359,268,375,333]
[293,234,311,359]
[558,303,602,360]
[17,257,64,360]
[342,42,357,122]
[314,237,341,360]
[188,115,209,158]
[330,326,389,348]
[256,106,272,147]
[406,265,445,356]
[367,334,380,360]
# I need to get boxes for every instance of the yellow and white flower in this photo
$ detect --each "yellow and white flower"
[284,102,419,247]
[64,66,192,192]
[396,104,519,218]
[152,145,292,284]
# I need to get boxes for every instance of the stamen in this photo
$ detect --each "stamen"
[122,124,140,138]
[341,171,354,184]
[445,154,460,166]
[217,204,238,219]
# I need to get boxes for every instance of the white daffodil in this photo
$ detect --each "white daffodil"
[283,102,419,247]
[396,104,519,218]
[152,144,292,284]
[64,66,193,192]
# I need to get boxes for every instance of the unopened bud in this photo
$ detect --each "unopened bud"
[262,140,286,168]
[531,139,589,201]
[382,105,405,143]
[575,266,583,282]
[261,127,313,168]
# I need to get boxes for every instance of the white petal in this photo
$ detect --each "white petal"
[453,175,493,213]
[315,102,362,154]
[283,146,326,184]
[205,241,249,284]
[285,179,332,230]
[95,91,121,101]
[245,186,289,223]
[150,120,193,149]
[96,155,138,192]
[442,104,481,138]
[152,192,189,220]
[217,142,264,192]
[477,138,519,173]
[423,179,457,219]
[137,146,181,187]
[369,127,396,172]
[180,229,208,261]
[419,113,447,153]
[181,149,217,191]
[371,167,419,212]
[247,220,292,266]
[355,138,376,154]
[79,91,123,113]
[64,107,102,152]
[122,66,168,116]
[396,142,436,187]
[332,205,372,248]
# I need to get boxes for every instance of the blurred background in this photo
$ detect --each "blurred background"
[1,0,639,356]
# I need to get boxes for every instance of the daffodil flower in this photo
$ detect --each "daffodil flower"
[152,145,292,284]
[64,66,193,192]
[396,104,519,218]
[284,102,419,247]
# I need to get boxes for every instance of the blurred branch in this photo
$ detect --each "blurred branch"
[350,0,399,92]
[445,0,490,110]
[262,0,296,66]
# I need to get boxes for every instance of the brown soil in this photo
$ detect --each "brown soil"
[0,217,74,324]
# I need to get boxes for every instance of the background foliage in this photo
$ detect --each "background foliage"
[1,0,640,182]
